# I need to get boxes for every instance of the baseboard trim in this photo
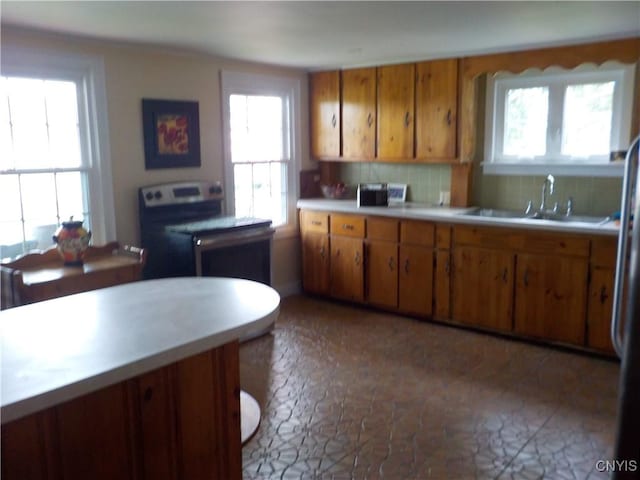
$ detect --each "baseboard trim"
[274,281,301,298]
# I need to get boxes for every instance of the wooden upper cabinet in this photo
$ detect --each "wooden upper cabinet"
[415,59,458,160]
[342,67,377,160]
[376,64,415,160]
[310,71,340,159]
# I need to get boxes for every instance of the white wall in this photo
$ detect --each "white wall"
[2,26,311,295]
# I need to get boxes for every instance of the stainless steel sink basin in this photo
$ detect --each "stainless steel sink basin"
[462,208,524,219]
[462,208,610,225]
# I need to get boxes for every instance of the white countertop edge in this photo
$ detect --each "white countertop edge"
[297,199,619,237]
[1,310,278,425]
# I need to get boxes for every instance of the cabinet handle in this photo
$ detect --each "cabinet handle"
[388,257,395,271]
[331,113,337,128]
[447,109,452,126]
[343,224,354,231]
[445,259,450,274]
[367,113,373,127]
[319,246,325,260]
[404,112,410,127]
[523,270,529,287]
[404,258,410,274]
[600,286,609,304]
[502,268,508,283]
[354,251,361,266]
[335,249,341,258]
[311,220,321,226]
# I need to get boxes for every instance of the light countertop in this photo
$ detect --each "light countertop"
[297,199,619,236]
[1,277,280,424]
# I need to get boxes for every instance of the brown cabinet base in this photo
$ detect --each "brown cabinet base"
[1,341,242,480]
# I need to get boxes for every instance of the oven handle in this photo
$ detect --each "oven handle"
[194,228,275,276]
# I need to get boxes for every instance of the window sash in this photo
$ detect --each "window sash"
[486,64,634,170]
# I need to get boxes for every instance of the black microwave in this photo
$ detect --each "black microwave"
[357,183,388,207]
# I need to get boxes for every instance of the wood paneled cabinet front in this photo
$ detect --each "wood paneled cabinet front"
[342,67,377,159]
[310,70,340,159]
[365,217,399,309]
[586,237,617,353]
[300,210,330,295]
[398,220,435,317]
[415,58,458,160]
[329,214,365,302]
[376,63,415,160]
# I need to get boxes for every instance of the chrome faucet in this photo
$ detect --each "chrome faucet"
[540,174,555,212]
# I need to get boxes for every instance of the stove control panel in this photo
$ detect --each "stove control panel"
[140,181,224,207]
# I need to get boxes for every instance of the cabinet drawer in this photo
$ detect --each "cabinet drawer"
[400,220,434,246]
[367,217,398,242]
[300,210,329,234]
[453,226,520,250]
[330,214,365,238]
[591,236,617,267]
[522,233,589,257]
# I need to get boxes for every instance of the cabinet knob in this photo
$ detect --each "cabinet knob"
[523,270,529,287]
[404,112,410,127]
[354,251,361,266]
[343,224,354,231]
[319,246,325,260]
[600,286,609,304]
[404,258,410,274]
[445,259,450,275]
[502,268,508,283]
[311,220,321,226]
[388,257,395,271]
[331,114,337,128]
[446,109,452,126]
[367,113,373,127]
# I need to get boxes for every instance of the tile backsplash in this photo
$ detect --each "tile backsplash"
[339,163,451,205]
[337,162,623,216]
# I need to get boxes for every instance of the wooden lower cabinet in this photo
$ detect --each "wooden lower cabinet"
[330,235,364,302]
[587,266,615,352]
[514,254,588,346]
[1,342,242,480]
[399,244,433,316]
[451,246,514,332]
[366,240,398,308]
[301,232,330,295]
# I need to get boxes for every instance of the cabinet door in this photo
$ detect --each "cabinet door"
[434,250,450,319]
[514,254,588,345]
[310,71,340,158]
[377,64,415,160]
[342,67,376,159]
[330,236,364,302]
[366,240,398,309]
[415,59,458,160]
[587,266,615,353]
[452,246,514,332]
[301,233,330,295]
[399,244,433,316]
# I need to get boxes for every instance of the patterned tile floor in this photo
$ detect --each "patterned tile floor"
[239,295,620,480]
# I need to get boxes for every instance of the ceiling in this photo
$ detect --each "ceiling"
[2,1,639,71]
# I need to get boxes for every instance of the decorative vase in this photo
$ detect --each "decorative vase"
[52,219,92,266]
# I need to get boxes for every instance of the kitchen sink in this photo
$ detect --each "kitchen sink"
[461,208,610,225]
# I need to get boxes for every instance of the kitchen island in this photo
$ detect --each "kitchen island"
[1,277,280,480]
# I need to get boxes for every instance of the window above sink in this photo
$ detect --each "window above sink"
[483,62,636,177]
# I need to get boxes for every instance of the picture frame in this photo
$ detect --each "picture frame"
[142,99,201,169]
[388,183,407,203]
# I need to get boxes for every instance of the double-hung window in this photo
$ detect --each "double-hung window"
[484,63,635,176]
[0,48,114,260]
[221,72,300,235]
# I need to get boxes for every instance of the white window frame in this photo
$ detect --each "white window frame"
[220,71,300,238]
[484,62,636,177]
[1,46,116,245]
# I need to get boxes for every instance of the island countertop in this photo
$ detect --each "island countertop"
[1,277,280,424]
[297,199,619,236]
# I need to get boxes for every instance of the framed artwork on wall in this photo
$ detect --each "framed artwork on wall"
[142,99,201,169]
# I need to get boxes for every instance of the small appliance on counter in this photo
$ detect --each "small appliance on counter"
[357,183,388,207]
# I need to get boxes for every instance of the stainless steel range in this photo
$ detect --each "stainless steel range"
[139,181,275,284]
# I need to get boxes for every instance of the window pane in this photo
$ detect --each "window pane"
[234,163,253,218]
[7,77,49,168]
[0,78,13,170]
[0,175,21,222]
[562,82,614,156]
[229,94,284,163]
[503,87,548,157]
[20,173,58,224]
[56,171,86,222]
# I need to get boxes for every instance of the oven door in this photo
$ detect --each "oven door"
[194,227,275,285]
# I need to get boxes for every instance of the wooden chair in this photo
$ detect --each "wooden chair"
[1,242,147,310]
